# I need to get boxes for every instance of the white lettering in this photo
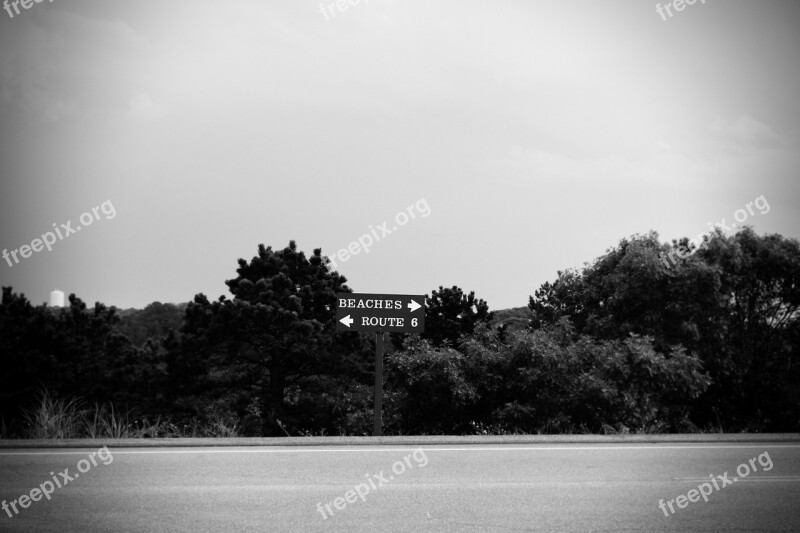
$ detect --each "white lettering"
[354,316,408,328]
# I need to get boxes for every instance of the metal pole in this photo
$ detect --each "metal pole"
[373,331,384,436]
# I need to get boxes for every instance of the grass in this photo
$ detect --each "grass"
[84,403,130,439]
[22,391,85,439]
[3,390,242,439]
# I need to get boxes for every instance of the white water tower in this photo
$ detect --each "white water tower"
[49,289,65,308]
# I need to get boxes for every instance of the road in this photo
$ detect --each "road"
[1,441,799,532]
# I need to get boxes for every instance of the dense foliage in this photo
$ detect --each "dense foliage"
[1,230,797,437]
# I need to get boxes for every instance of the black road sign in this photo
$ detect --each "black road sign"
[335,292,425,333]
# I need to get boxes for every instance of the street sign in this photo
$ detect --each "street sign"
[336,293,424,436]
[335,293,425,333]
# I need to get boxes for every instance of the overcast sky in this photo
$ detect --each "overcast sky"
[1,0,799,310]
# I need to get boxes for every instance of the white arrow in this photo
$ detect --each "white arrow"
[407,299,422,313]
[339,315,354,327]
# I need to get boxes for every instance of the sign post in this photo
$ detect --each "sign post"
[373,332,384,436]
[335,293,425,436]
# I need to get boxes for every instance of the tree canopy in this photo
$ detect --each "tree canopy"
[2,228,797,437]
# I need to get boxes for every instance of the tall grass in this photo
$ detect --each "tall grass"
[12,390,242,439]
[20,390,135,439]
[84,403,130,439]
[23,391,85,439]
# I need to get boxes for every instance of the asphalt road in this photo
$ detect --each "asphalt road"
[1,442,799,532]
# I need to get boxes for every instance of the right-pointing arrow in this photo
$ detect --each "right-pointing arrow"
[407,299,422,313]
[339,315,354,327]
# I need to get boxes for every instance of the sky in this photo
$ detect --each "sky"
[1,0,799,311]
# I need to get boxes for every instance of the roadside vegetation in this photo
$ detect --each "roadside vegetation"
[3,390,241,439]
[2,228,798,438]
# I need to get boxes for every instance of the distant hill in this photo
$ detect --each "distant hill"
[116,302,187,347]
[489,306,530,333]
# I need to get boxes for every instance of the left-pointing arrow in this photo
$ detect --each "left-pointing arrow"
[339,315,354,327]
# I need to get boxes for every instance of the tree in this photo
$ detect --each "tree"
[528,268,587,331]
[528,228,800,431]
[696,228,800,430]
[0,287,57,428]
[0,288,160,434]
[385,334,477,434]
[422,286,492,347]
[167,241,370,436]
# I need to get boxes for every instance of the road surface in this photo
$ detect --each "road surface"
[1,441,798,532]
